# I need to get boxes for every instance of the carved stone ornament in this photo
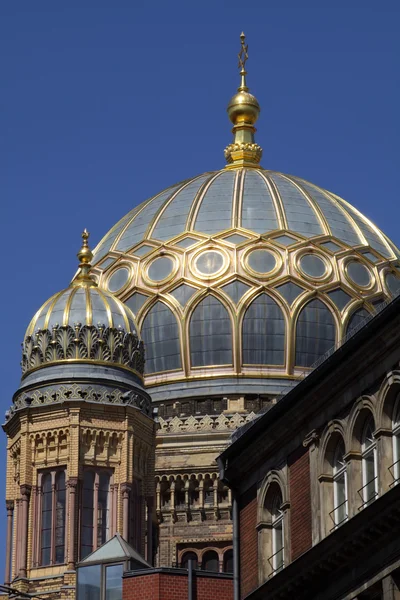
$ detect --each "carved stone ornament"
[11,382,151,417]
[21,323,145,376]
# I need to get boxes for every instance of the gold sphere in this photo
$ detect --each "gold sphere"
[227,90,260,125]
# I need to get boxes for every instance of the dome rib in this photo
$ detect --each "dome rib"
[257,171,287,230]
[185,171,221,232]
[283,175,331,236]
[150,173,213,241]
[193,170,236,235]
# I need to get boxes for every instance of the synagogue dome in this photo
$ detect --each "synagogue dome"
[85,37,400,401]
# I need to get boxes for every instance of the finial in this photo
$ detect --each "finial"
[72,229,97,287]
[224,33,262,169]
[238,32,248,91]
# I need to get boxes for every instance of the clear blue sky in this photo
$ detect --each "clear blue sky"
[1,0,399,576]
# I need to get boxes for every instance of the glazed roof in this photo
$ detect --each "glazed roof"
[92,168,398,265]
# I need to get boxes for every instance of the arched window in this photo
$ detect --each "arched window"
[204,478,214,506]
[258,482,286,581]
[80,470,111,559]
[346,308,370,336]
[39,469,66,566]
[242,294,285,365]
[361,417,378,508]
[223,549,233,573]
[181,551,198,570]
[190,296,232,367]
[129,481,142,551]
[392,397,400,483]
[271,494,284,573]
[141,301,181,373]
[202,550,219,572]
[332,439,347,527]
[295,299,336,367]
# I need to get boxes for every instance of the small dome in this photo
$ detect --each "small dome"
[22,231,144,378]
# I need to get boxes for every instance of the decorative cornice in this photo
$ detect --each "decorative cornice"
[21,323,144,377]
[157,411,257,434]
[9,382,151,418]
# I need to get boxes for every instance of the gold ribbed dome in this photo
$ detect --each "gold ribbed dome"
[22,232,144,378]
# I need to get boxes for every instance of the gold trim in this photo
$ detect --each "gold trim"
[96,288,113,328]
[232,169,243,229]
[294,249,333,284]
[186,171,224,231]
[63,287,78,327]
[143,253,179,287]
[279,173,330,235]
[42,289,67,331]
[105,263,134,295]
[27,292,59,336]
[190,247,230,281]
[111,293,131,332]
[242,245,282,280]
[342,256,375,292]
[260,172,287,230]
[85,286,92,326]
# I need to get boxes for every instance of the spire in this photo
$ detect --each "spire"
[72,229,97,287]
[224,33,262,169]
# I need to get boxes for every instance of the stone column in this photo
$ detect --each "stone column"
[93,474,99,550]
[121,484,131,541]
[67,478,78,570]
[4,501,14,585]
[19,485,31,579]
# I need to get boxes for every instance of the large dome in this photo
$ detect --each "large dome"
[87,54,400,401]
[89,168,400,400]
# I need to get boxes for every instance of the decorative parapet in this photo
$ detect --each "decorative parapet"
[21,324,145,377]
[8,382,151,420]
[157,411,257,434]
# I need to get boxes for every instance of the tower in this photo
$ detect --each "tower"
[3,232,155,597]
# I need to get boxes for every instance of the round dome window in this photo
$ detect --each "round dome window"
[385,272,400,296]
[300,254,326,279]
[246,249,276,274]
[347,261,371,288]
[195,251,224,275]
[108,267,130,292]
[148,256,175,282]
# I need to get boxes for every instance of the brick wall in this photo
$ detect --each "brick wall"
[288,445,312,560]
[123,570,233,600]
[239,485,258,598]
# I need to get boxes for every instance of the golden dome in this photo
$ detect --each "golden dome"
[22,232,144,378]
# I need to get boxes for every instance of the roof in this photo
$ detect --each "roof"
[79,533,151,568]
[92,168,398,265]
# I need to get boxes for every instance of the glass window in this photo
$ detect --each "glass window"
[41,473,52,566]
[246,249,276,274]
[148,256,174,281]
[242,294,285,365]
[77,564,102,600]
[55,471,66,564]
[385,272,400,297]
[347,261,371,287]
[271,494,284,573]
[190,296,232,367]
[80,471,111,560]
[361,417,378,507]
[393,403,400,484]
[300,254,326,278]
[195,251,224,275]
[39,469,66,566]
[332,440,347,527]
[107,268,130,293]
[274,282,304,306]
[327,288,351,312]
[125,292,149,316]
[105,564,124,600]
[221,280,251,304]
[170,284,197,307]
[295,299,336,367]
[202,550,219,572]
[141,301,182,373]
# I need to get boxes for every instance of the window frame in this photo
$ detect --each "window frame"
[360,418,378,508]
[37,467,67,567]
[332,440,348,527]
[80,468,113,560]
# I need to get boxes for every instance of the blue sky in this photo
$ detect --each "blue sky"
[1,0,399,575]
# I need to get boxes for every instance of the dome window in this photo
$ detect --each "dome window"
[385,272,400,297]
[245,249,278,276]
[195,251,225,276]
[299,254,327,279]
[107,267,131,293]
[346,260,372,288]
[295,299,336,367]
[147,256,175,282]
